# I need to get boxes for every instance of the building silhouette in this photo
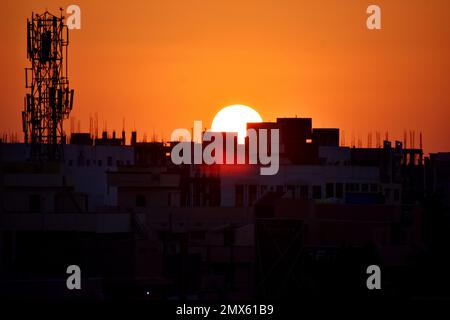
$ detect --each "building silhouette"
[0,117,449,300]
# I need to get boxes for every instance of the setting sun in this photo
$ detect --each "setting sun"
[210,104,263,144]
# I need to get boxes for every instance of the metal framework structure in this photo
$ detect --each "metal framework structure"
[22,10,74,161]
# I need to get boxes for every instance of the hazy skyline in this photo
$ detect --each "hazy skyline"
[1,0,449,153]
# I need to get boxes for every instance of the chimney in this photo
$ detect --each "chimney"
[112,131,116,139]
[102,131,107,140]
[122,130,126,145]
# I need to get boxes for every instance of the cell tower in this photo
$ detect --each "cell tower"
[22,10,74,161]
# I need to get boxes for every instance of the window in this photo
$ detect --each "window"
[300,185,309,199]
[370,184,378,193]
[312,185,322,199]
[276,185,284,193]
[191,231,205,241]
[362,183,369,192]
[29,194,41,213]
[86,159,90,167]
[224,229,235,246]
[136,194,146,207]
[394,189,400,202]
[385,188,391,201]
[287,185,295,198]
[107,156,113,166]
[235,185,244,207]
[68,160,73,167]
[248,185,257,206]
[77,153,84,166]
[98,160,102,166]
[336,183,343,199]
[326,183,334,198]
[260,185,267,195]
[347,183,359,192]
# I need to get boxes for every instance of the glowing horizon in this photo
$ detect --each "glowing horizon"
[0,0,449,153]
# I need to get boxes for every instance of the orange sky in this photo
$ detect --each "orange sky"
[1,0,449,153]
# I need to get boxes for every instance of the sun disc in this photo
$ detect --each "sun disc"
[210,105,263,144]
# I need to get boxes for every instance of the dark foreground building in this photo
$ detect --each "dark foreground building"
[0,119,449,300]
